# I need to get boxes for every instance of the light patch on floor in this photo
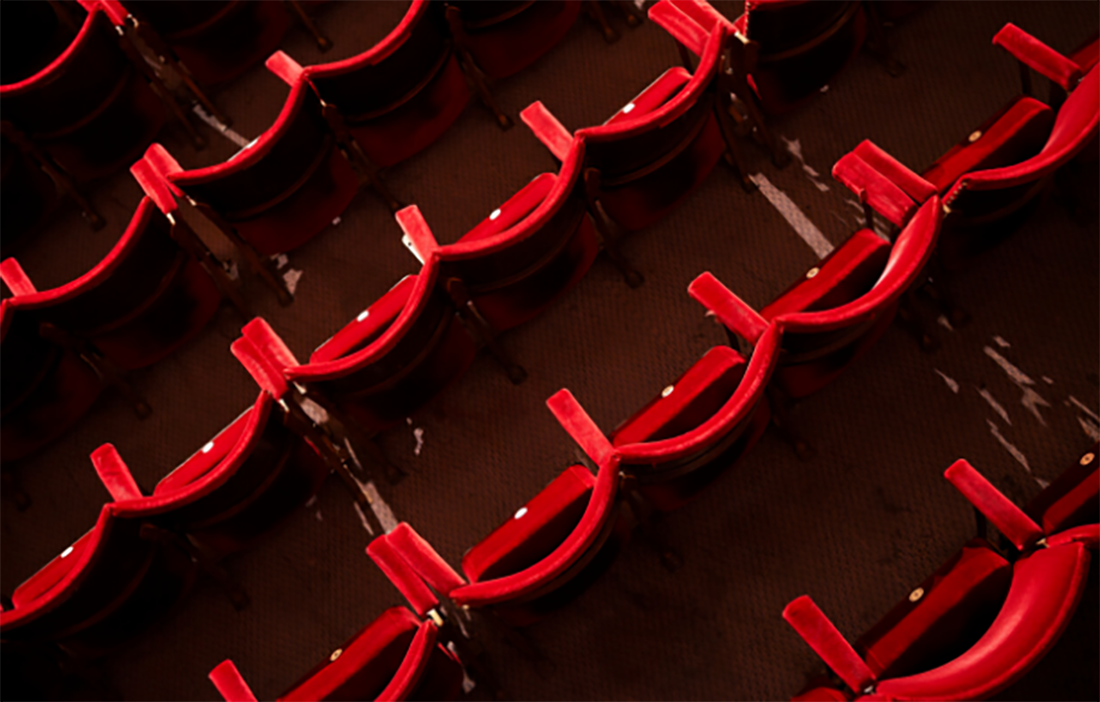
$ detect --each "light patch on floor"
[781,136,831,192]
[983,346,1050,425]
[935,369,960,394]
[978,387,1011,425]
[193,104,251,148]
[750,173,834,259]
[987,419,1034,477]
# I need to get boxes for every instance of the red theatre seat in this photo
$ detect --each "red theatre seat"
[394,138,597,334]
[235,236,477,433]
[0,0,165,182]
[445,0,582,80]
[785,538,1091,701]
[140,62,359,259]
[1025,444,1100,536]
[0,197,222,372]
[269,0,469,169]
[730,0,868,114]
[0,451,198,658]
[690,141,943,399]
[369,390,629,627]
[521,5,728,236]
[121,0,290,85]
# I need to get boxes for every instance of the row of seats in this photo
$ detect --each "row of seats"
[785,447,1098,701]
[2,1,1096,698]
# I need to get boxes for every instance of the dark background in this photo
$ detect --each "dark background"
[2,1,1098,699]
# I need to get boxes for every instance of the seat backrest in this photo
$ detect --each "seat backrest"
[0,7,129,137]
[6,198,184,337]
[162,85,331,219]
[579,20,725,179]
[743,0,859,56]
[307,1,451,122]
[0,0,74,86]
[872,541,1092,700]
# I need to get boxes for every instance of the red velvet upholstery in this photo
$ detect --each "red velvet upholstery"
[0,197,222,371]
[0,496,195,657]
[399,140,597,332]
[866,541,1092,701]
[735,0,868,114]
[1046,524,1100,550]
[210,660,258,702]
[385,522,467,598]
[783,595,877,695]
[854,540,1012,679]
[462,465,597,583]
[261,233,477,431]
[141,66,359,256]
[599,328,776,511]
[524,11,728,232]
[279,0,469,167]
[367,535,442,618]
[1025,443,1099,535]
[449,0,582,79]
[122,0,290,85]
[993,22,1082,92]
[944,460,1044,551]
[698,146,943,398]
[0,1,165,181]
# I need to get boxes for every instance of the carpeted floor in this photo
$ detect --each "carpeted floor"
[2,1,1098,700]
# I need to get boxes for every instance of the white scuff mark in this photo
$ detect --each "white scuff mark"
[413,427,425,456]
[1042,376,1054,385]
[782,136,831,192]
[271,253,289,270]
[406,417,413,426]
[935,369,959,394]
[937,315,954,332]
[301,397,329,425]
[1068,395,1100,423]
[987,419,1032,474]
[363,480,398,533]
[820,85,830,93]
[749,173,834,259]
[448,641,477,693]
[332,216,341,226]
[983,346,1051,426]
[1036,478,1050,489]
[315,509,324,522]
[225,260,240,281]
[977,387,1011,425]
[192,103,251,148]
[283,268,303,296]
[1078,416,1100,442]
[353,502,375,535]
[993,336,1011,348]
[305,495,318,509]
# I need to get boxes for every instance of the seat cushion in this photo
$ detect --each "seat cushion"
[610,346,746,447]
[153,407,253,495]
[310,275,417,363]
[854,539,1012,679]
[922,96,1054,194]
[458,173,556,246]
[761,229,891,321]
[11,530,95,609]
[462,465,595,583]
[604,67,693,127]
[1025,444,1099,535]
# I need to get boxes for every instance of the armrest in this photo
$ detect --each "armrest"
[386,523,467,595]
[265,50,306,86]
[395,206,440,265]
[546,389,616,468]
[687,272,768,345]
[78,0,128,26]
[91,443,143,502]
[833,140,935,228]
[209,660,257,702]
[783,596,877,695]
[648,0,711,57]
[994,23,1082,92]
[231,335,289,398]
[367,535,441,617]
[0,258,37,296]
[944,460,1044,551]
[520,102,573,162]
[241,317,301,370]
[130,159,179,215]
[1046,524,1100,549]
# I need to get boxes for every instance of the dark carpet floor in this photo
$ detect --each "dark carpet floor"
[2,1,1098,700]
